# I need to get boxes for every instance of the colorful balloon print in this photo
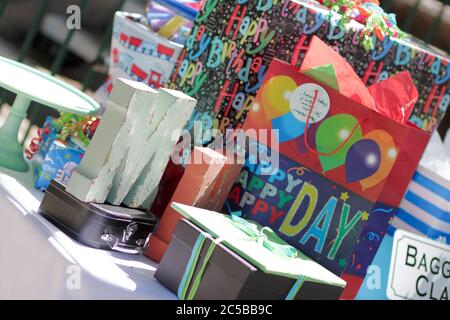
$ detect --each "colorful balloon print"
[359,130,397,189]
[345,139,381,183]
[316,114,363,172]
[261,75,297,120]
[272,112,306,143]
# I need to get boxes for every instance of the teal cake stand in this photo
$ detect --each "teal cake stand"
[0,56,100,172]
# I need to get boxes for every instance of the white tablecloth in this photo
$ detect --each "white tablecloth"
[0,172,176,300]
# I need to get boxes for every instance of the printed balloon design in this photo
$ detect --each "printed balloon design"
[316,114,363,172]
[270,82,330,143]
[272,112,306,143]
[261,75,297,121]
[359,130,397,190]
[345,139,381,183]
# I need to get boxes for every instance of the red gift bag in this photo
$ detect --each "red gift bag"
[225,37,431,294]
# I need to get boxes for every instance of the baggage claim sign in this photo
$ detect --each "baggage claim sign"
[387,230,449,300]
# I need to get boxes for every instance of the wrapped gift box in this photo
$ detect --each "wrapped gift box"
[96,11,184,110]
[168,0,449,140]
[271,0,449,133]
[155,203,346,300]
[146,147,243,263]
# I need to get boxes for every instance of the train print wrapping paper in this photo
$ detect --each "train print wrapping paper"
[224,57,430,278]
[168,0,449,141]
[96,12,184,110]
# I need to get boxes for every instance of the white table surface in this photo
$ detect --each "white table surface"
[0,170,176,300]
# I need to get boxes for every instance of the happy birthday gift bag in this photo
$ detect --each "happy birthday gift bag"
[224,55,430,279]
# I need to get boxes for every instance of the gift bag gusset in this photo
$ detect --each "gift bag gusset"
[225,46,430,279]
[357,230,450,300]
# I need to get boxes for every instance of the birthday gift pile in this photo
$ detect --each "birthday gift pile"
[223,35,432,298]
[163,0,449,299]
[32,0,449,301]
[149,35,433,300]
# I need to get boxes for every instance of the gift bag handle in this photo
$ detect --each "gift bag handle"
[303,90,365,157]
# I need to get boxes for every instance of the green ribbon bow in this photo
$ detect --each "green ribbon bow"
[227,213,299,259]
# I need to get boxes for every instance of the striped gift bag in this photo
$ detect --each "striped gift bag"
[388,164,450,244]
